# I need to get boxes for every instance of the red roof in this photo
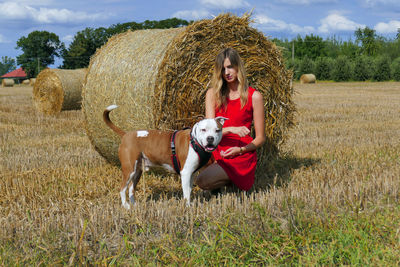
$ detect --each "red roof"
[1,67,27,78]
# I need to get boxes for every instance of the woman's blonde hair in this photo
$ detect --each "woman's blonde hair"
[210,47,249,109]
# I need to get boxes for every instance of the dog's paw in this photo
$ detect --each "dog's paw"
[129,195,136,205]
[122,202,131,210]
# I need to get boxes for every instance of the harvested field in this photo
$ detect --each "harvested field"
[1,82,399,265]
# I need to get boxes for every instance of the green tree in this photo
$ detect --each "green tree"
[314,57,333,80]
[303,34,327,60]
[372,56,391,81]
[339,40,359,59]
[298,55,315,76]
[391,57,400,81]
[141,17,190,29]
[332,56,352,81]
[286,58,301,79]
[62,27,109,69]
[62,18,190,69]
[16,31,64,77]
[0,56,16,76]
[355,27,378,56]
[292,34,326,60]
[353,56,372,81]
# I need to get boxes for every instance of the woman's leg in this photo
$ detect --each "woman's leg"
[195,163,231,190]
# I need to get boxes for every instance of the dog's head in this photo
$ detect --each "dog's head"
[192,117,228,152]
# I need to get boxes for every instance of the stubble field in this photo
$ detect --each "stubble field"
[1,82,399,265]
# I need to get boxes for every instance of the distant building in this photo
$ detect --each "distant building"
[1,67,27,83]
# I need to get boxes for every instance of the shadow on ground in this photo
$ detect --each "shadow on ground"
[253,153,320,190]
[142,153,320,202]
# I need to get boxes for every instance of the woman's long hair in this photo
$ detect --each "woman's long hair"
[210,47,249,110]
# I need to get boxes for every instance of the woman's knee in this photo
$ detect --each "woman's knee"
[195,164,230,190]
[195,172,212,190]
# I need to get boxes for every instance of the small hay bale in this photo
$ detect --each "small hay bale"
[82,13,295,180]
[300,73,316,84]
[2,79,14,87]
[29,78,36,86]
[22,79,30,85]
[33,68,87,115]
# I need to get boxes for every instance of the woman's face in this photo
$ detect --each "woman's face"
[222,57,238,84]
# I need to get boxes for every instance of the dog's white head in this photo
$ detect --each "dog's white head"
[192,117,228,152]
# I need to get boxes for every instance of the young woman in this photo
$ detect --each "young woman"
[195,47,266,191]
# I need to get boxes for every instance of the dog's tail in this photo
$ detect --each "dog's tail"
[103,105,126,137]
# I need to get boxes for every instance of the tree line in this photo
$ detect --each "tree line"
[0,18,190,78]
[274,27,400,81]
[1,21,400,81]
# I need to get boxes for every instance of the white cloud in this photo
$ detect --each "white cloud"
[200,0,250,9]
[62,34,74,43]
[0,1,106,24]
[253,14,315,34]
[361,0,400,7]
[277,0,337,4]
[318,13,365,33]
[374,20,400,34]
[13,0,54,6]
[172,9,211,20]
[0,33,10,43]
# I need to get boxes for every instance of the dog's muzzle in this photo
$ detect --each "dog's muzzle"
[204,136,217,152]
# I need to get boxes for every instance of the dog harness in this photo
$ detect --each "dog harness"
[170,130,212,175]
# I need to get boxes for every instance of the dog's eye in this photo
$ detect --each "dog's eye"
[201,129,206,132]
[216,129,221,133]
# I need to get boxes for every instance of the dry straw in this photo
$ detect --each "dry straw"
[29,78,36,86]
[22,79,30,85]
[82,13,295,178]
[2,79,14,87]
[33,68,87,115]
[300,74,316,84]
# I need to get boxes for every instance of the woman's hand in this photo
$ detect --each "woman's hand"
[224,126,250,137]
[220,147,242,158]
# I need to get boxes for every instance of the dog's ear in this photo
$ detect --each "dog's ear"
[194,114,205,121]
[215,116,228,127]
[192,121,199,136]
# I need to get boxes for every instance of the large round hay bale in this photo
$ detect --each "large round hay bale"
[22,79,30,85]
[29,78,36,86]
[33,68,87,115]
[82,13,295,178]
[300,73,316,84]
[2,79,14,87]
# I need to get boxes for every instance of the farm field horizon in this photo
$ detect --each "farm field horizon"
[1,81,399,265]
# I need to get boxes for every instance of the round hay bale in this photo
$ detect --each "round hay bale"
[300,73,316,84]
[29,78,36,86]
[22,79,30,85]
[2,79,14,87]
[33,68,87,115]
[82,13,295,179]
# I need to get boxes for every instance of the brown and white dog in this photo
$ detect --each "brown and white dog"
[103,105,227,209]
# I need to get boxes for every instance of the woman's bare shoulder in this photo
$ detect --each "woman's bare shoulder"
[252,90,263,101]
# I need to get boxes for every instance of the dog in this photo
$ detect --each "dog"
[103,105,227,209]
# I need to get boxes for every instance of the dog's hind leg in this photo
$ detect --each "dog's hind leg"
[128,154,143,205]
[120,152,142,210]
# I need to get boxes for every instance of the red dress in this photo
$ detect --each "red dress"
[212,87,257,191]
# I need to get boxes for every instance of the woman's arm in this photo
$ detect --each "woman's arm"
[221,91,266,158]
[242,90,266,152]
[205,88,215,119]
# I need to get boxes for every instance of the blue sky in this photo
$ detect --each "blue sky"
[1,0,400,67]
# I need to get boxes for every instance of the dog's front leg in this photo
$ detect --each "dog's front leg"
[180,169,194,206]
[180,147,199,206]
